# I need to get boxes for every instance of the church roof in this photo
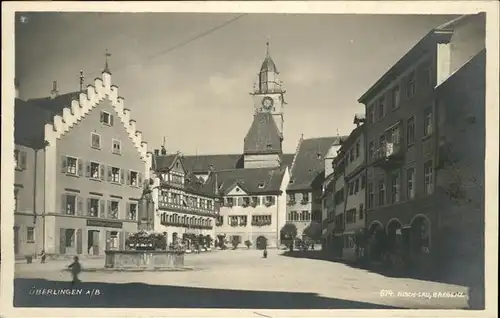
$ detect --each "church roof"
[153,153,295,173]
[205,167,286,196]
[28,92,81,119]
[243,112,282,155]
[287,136,345,191]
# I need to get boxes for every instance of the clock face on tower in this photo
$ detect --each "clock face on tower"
[261,96,274,110]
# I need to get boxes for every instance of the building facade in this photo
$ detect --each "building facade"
[151,151,217,245]
[286,136,344,240]
[14,65,151,257]
[358,14,485,264]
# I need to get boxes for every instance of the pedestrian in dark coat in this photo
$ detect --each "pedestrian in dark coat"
[68,256,82,285]
[40,250,46,264]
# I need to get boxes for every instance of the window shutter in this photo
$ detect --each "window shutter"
[77,159,83,176]
[100,199,105,218]
[76,229,83,254]
[20,151,27,170]
[107,200,112,218]
[127,171,131,185]
[87,198,91,216]
[110,114,114,126]
[100,164,105,181]
[100,112,104,123]
[85,162,91,177]
[107,166,112,182]
[119,231,124,250]
[120,169,125,184]
[105,231,111,250]
[138,173,143,187]
[60,228,66,254]
[126,203,131,220]
[61,156,67,173]
[77,196,84,215]
[60,194,67,214]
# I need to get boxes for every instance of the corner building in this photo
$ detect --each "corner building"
[14,65,151,257]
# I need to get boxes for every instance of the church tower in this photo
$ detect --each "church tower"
[251,40,286,136]
[243,41,286,169]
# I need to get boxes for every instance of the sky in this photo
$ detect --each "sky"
[15,12,457,155]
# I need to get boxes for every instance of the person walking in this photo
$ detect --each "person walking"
[68,256,82,286]
[40,250,46,264]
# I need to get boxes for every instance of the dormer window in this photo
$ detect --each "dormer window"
[258,183,265,189]
[289,179,295,184]
[317,153,322,160]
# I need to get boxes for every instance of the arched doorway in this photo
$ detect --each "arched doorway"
[368,222,385,261]
[410,215,431,255]
[386,219,402,252]
[256,236,268,250]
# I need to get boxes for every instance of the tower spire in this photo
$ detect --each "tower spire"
[266,37,270,57]
[79,70,85,92]
[103,49,112,74]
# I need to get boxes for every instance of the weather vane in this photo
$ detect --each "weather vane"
[104,49,112,73]
[79,70,85,92]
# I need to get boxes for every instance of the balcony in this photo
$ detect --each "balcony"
[370,142,404,169]
[157,201,214,217]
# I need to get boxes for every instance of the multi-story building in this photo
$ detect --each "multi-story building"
[357,13,485,264]
[152,42,292,249]
[14,63,151,258]
[286,136,344,240]
[338,116,366,261]
[331,155,346,256]
[151,149,217,245]
[319,140,342,250]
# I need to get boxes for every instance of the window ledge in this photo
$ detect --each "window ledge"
[421,134,433,141]
[66,173,80,178]
[27,240,35,244]
[15,167,24,172]
[112,152,122,156]
[110,181,122,186]
[89,178,102,182]
[91,146,102,150]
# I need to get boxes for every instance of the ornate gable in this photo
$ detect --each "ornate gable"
[43,71,151,164]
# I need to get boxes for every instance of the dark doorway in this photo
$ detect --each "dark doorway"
[256,236,268,250]
[87,230,100,255]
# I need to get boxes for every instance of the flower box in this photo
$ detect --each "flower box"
[300,200,309,205]
[264,202,273,207]
[250,202,258,208]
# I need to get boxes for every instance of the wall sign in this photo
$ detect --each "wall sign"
[87,219,123,229]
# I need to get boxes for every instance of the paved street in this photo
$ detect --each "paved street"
[14,249,469,309]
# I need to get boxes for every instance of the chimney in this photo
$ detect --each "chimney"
[154,149,160,156]
[14,78,20,99]
[51,80,59,99]
[160,145,167,156]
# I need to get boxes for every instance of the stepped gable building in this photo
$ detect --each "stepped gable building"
[14,60,151,258]
[151,42,293,248]
[286,135,345,238]
[150,149,217,245]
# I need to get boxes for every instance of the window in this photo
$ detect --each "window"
[265,196,275,206]
[130,171,139,186]
[379,135,386,152]
[378,179,386,206]
[391,171,401,203]
[367,183,374,208]
[225,197,234,206]
[128,203,137,220]
[112,139,121,155]
[300,210,311,221]
[424,107,433,137]
[349,182,354,195]
[27,227,35,243]
[65,229,75,247]
[14,150,27,170]
[91,133,101,149]
[108,201,119,219]
[407,117,415,146]
[287,211,300,222]
[355,141,360,158]
[392,85,400,109]
[207,200,213,210]
[350,148,355,162]
[89,162,102,179]
[14,188,19,212]
[406,72,416,98]
[361,175,366,190]
[424,160,434,195]
[422,62,433,86]
[355,179,359,193]
[359,204,364,220]
[406,168,416,200]
[242,197,251,206]
[100,111,114,126]
[378,96,385,119]
[63,156,78,175]
[390,126,400,145]
[110,167,121,183]
[88,198,100,217]
[368,141,375,161]
[369,104,376,124]
[64,194,77,215]
[301,193,309,203]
